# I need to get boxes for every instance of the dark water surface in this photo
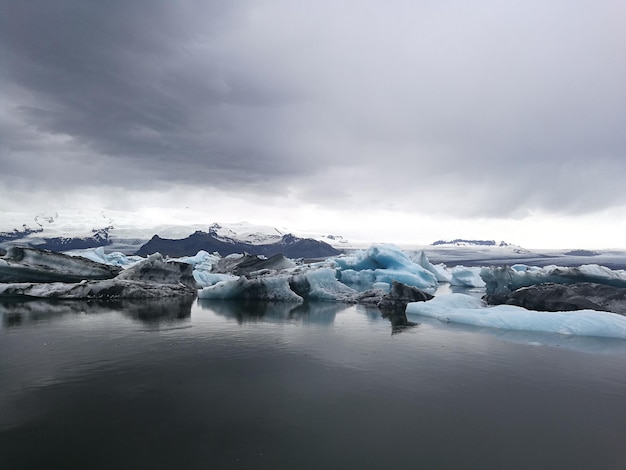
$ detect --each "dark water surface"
[1,298,625,470]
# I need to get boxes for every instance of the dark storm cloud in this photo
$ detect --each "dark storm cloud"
[1,0,625,217]
[2,0,307,188]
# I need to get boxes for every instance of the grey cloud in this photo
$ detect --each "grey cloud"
[1,0,625,218]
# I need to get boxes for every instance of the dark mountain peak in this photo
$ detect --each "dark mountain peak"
[280,233,299,244]
[137,230,340,259]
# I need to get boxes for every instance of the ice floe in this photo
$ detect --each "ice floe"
[481,263,626,297]
[0,253,196,299]
[406,294,626,339]
[0,247,121,282]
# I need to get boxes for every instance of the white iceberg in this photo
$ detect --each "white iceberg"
[411,250,452,283]
[175,250,221,267]
[406,294,626,339]
[449,266,485,288]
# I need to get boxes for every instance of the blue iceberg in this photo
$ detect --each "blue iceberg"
[406,294,626,339]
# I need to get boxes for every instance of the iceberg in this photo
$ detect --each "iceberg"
[411,250,452,283]
[289,268,359,302]
[0,246,121,282]
[198,245,440,303]
[406,294,626,339]
[481,263,626,297]
[169,250,221,268]
[67,246,144,267]
[198,268,357,302]
[115,253,197,290]
[0,279,196,299]
[449,266,485,288]
[333,245,438,290]
[0,253,197,299]
[170,250,229,288]
[193,271,238,288]
[489,282,626,315]
[197,274,303,301]
[212,253,297,276]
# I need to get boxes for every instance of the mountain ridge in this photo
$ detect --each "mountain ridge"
[431,239,510,247]
[136,231,341,258]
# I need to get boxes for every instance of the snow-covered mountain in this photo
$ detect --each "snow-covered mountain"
[0,211,347,256]
[207,222,285,245]
[431,239,511,247]
[3,210,626,268]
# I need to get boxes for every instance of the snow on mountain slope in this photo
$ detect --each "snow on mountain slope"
[3,210,626,268]
[207,222,285,245]
[0,210,353,253]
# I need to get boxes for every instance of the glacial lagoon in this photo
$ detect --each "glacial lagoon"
[2,298,626,469]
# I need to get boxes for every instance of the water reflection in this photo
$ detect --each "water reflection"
[2,294,626,469]
[198,299,421,336]
[117,297,193,324]
[197,299,349,325]
[0,297,193,328]
[1,298,91,327]
[381,310,418,335]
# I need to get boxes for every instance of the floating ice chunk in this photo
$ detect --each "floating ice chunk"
[113,253,198,289]
[213,253,296,276]
[333,245,438,289]
[171,250,225,287]
[0,246,121,282]
[68,247,143,267]
[482,263,626,296]
[334,245,420,271]
[411,250,452,283]
[372,282,391,293]
[193,271,237,288]
[450,266,485,287]
[0,279,196,299]
[197,268,358,302]
[370,268,437,289]
[290,268,358,302]
[197,275,302,301]
[337,269,376,285]
[176,250,221,267]
[406,294,626,339]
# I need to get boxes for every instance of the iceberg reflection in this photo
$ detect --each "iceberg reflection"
[197,299,349,325]
[0,297,193,328]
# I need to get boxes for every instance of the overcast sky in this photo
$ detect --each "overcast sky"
[1,0,625,248]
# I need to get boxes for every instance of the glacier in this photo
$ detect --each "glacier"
[406,294,626,339]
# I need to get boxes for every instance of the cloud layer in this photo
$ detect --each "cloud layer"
[2,0,625,223]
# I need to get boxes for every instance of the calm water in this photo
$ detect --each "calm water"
[1,298,626,470]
